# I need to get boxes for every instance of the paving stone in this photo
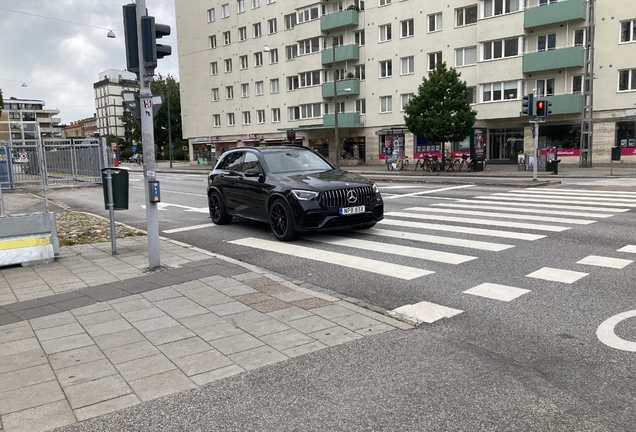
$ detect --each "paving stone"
[0,380,65,415]
[34,323,86,342]
[153,297,209,319]
[157,337,211,360]
[85,288,130,302]
[128,369,196,402]
[222,310,270,327]
[242,277,273,288]
[172,349,234,377]
[84,319,134,337]
[55,358,119,387]
[75,310,122,327]
[249,299,292,314]
[71,302,113,317]
[330,314,384,331]
[30,311,77,331]
[193,321,245,342]
[290,297,334,310]
[308,326,363,347]
[40,333,94,355]
[177,312,226,330]
[0,313,21,326]
[93,328,146,350]
[115,353,176,381]
[259,328,316,351]
[121,307,166,323]
[190,364,245,386]
[266,306,313,323]
[144,325,196,345]
[281,341,328,358]
[252,283,293,295]
[309,304,357,320]
[0,322,34,344]
[227,345,288,371]
[272,291,314,303]
[1,400,75,432]
[142,287,182,302]
[234,292,275,305]
[0,337,41,358]
[54,296,97,312]
[2,299,47,313]
[104,341,160,365]
[207,301,252,316]
[64,374,133,410]
[287,315,335,334]
[74,394,141,422]
[238,317,291,337]
[132,315,180,334]
[229,272,261,281]
[0,364,56,393]
[14,305,63,320]
[47,345,105,370]
[110,298,154,314]
[215,284,259,297]
[209,333,264,355]
[355,323,396,336]
[0,349,47,374]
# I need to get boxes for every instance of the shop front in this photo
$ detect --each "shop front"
[379,129,406,161]
[341,137,366,164]
[309,138,329,158]
[616,120,636,157]
[488,128,524,162]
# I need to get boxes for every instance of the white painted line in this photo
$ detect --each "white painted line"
[526,267,588,284]
[405,206,595,225]
[463,283,530,302]
[433,202,615,218]
[308,235,477,265]
[471,198,629,213]
[597,310,636,352]
[521,188,636,197]
[379,185,426,190]
[141,203,170,211]
[389,301,463,324]
[366,228,513,252]
[576,255,633,269]
[379,219,545,241]
[486,193,636,208]
[229,237,433,280]
[129,178,142,182]
[617,245,636,254]
[386,211,570,232]
[383,184,474,200]
[163,223,215,234]
[512,191,636,203]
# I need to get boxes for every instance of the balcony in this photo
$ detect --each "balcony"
[545,93,583,115]
[524,0,586,29]
[323,112,364,128]
[321,45,360,65]
[522,46,584,73]
[320,9,359,32]
[322,79,361,98]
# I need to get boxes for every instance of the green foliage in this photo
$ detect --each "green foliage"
[0,88,3,115]
[404,61,477,145]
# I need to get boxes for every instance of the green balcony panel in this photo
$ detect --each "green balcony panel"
[320,9,359,32]
[322,79,361,98]
[524,0,586,28]
[321,45,360,65]
[522,46,585,73]
[323,113,363,128]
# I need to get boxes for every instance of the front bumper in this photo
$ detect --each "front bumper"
[289,198,384,232]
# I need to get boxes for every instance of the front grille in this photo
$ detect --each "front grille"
[323,213,375,228]
[302,214,325,228]
[320,186,376,207]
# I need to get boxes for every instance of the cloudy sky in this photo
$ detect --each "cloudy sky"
[0,0,179,125]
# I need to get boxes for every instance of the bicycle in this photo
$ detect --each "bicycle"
[444,156,460,172]
[401,156,410,170]
[455,154,470,172]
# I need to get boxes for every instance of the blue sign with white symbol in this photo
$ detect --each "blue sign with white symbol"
[132,145,137,152]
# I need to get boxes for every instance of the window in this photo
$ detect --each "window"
[255,81,264,95]
[252,0,260,8]
[286,45,298,60]
[298,37,321,55]
[482,80,518,102]
[226,86,234,99]
[483,0,520,17]
[240,55,248,69]
[355,99,366,114]
[572,75,583,93]
[289,106,300,120]
[228,113,235,126]
[379,60,392,77]
[299,71,321,87]
[466,86,477,104]
[401,93,414,111]
[300,103,322,119]
[285,13,297,30]
[379,0,391,5]
[223,31,231,45]
[428,13,442,32]
[253,23,262,38]
[428,52,442,70]
[270,49,279,64]
[242,83,249,97]
[254,52,263,66]
[620,20,636,43]
[483,37,519,59]
[379,24,392,42]
[213,114,221,127]
[297,5,320,23]
[355,65,365,80]
[355,0,365,10]
[209,35,217,49]
[210,62,218,75]
[536,78,555,97]
[224,58,232,72]
[539,0,557,4]
[380,96,392,112]
[456,5,477,26]
[238,0,245,13]
[208,8,215,22]
[331,35,344,48]
[401,19,414,38]
[272,108,281,122]
[257,110,266,124]
[456,46,476,67]
[287,76,299,91]
[239,27,247,41]
[222,3,230,18]
[574,29,585,46]
[538,33,556,51]
[354,30,365,46]
[212,88,220,101]
[619,69,636,91]
[243,111,251,125]
[401,56,414,75]
[270,78,279,93]
[268,18,277,34]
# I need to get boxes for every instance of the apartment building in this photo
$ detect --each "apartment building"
[175,0,636,166]
[0,97,61,141]
[61,115,98,139]
[93,69,138,140]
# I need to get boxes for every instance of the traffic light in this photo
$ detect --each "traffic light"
[546,100,552,116]
[141,16,171,74]
[522,94,534,117]
[536,100,546,118]
[122,4,139,75]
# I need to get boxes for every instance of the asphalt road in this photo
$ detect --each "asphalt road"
[49,173,636,431]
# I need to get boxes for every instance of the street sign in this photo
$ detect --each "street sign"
[182,146,187,151]
[132,145,137,152]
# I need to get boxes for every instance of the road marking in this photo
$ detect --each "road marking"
[383,184,474,200]
[522,188,636,197]
[463,283,530,302]
[471,198,629,213]
[485,193,636,208]
[140,202,208,213]
[379,219,545,241]
[526,267,588,284]
[386,211,570,232]
[513,191,636,203]
[307,235,477,265]
[405,206,595,225]
[366,228,513,252]
[576,255,633,269]
[618,245,636,254]
[229,237,434,280]
[597,310,636,352]
[433,202,615,218]
[163,223,215,234]
[379,185,426,190]
[389,301,463,324]
[132,186,207,198]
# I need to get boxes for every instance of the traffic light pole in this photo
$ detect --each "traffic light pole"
[532,119,539,181]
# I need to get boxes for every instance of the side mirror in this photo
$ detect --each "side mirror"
[244,168,262,177]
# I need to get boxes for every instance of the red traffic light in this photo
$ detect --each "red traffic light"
[536,100,546,117]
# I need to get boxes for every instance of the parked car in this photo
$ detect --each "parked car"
[129,154,142,164]
[207,146,383,241]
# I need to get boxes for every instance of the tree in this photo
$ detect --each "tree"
[404,61,476,163]
[0,88,4,115]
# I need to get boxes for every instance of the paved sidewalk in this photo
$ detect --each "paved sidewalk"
[0,236,411,432]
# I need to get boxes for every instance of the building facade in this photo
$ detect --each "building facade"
[175,0,636,166]
[61,115,98,139]
[93,69,139,140]
[0,97,61,141]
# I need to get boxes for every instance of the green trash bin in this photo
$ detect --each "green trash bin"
[472,160,485,172]
[611,147,621,161]
[101,167,129,210]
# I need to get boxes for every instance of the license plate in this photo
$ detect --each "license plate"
[339,205,365,215]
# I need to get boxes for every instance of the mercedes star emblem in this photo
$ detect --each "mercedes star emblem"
[346,190,357,204]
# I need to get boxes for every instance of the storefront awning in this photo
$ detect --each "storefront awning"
[212,140,238,144]
[376,128,411,135]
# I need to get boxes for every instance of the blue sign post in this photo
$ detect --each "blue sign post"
[0,146,14,190]
[132,145,137,153]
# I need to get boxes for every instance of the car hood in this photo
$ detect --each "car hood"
[278,169,373,189]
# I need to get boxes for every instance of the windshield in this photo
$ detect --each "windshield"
[263,150,333,174]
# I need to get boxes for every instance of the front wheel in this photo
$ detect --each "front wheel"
[209,191,232,225]
[270,199,296,241]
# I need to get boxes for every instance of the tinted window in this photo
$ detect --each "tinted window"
[216,152,243,171]
[263,150,332,174]
[240,152,262,172]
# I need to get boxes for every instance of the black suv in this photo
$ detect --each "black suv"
[207,146,383,240]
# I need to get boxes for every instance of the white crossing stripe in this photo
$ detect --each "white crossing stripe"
[366,228,513,252]
[386,211,570,232]
[511,191,636,203]
[163,223,215,234]
[484,194,636,208]
[308,235,477,265]
[520,188,636,197]
[383,184,474,200]
[463,283,530,302]
[433,202,615,218]
[471,198,629,213]
[389,301,463,324]
[229,237,433,280]
[576,255,633,269]
[618,245,636,254]
[526,267,588,284]
[406,206,595,225]
[379,219,545,241]
[379,185,426,190]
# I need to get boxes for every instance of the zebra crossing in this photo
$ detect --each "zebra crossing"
[227,188,636,324]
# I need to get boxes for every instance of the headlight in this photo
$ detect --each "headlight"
[291,190,319,201]
[372,182,379,193]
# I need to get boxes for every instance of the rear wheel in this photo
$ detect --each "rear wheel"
[209,191,232,225]
[269,199,296,241]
